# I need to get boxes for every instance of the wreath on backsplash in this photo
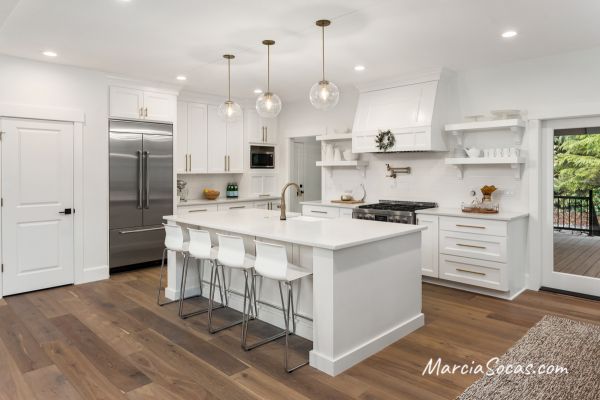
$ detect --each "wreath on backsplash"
[375,130,395,152]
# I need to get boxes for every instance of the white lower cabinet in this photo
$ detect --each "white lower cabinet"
[416,214,439,278]
[177,204,218,215]
[218,202,251,211]
[253,200,280,210]
[301,204,356,219]
[417,212,528,298]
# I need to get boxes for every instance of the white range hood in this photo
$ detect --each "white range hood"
[352,69,460,153]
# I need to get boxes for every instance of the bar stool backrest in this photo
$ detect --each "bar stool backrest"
[163,223,186,252]
[217,233,246,268]
[187,228,212,259]
[254,240,288,281]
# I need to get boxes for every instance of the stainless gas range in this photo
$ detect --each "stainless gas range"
[352,200,438,224]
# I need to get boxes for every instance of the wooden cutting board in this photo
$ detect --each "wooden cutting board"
[330,200,365,204]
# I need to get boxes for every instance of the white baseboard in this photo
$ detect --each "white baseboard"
[78,265,109,284]
[309,313,425,376]
[423,277,527,300]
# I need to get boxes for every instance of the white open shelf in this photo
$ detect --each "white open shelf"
[445,118,526,145]
[316,160,369,177]
[316,133,353,141]
[445,157,525,180]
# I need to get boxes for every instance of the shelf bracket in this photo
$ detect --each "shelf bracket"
[510,126,525,145]
[510,163,523,180]
[451,130,463,146]
[453,165,464,180]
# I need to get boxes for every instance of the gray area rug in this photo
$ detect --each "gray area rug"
[458,315,600,400]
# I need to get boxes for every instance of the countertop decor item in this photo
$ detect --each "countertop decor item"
[331,199,364,204]
[375,130,395,152]
[217,54,242,122]
[461,184,499,213]
[343,149,359,161]
[309,19,339,110]
[333,147,342,161]
[255,40,282,118]
[202,189,220,200]
[177,179,188,202]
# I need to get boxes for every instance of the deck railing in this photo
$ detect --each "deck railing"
[553,190,595,235]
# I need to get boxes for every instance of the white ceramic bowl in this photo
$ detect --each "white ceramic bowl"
[343,150,359,161]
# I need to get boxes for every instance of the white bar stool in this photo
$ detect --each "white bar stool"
[242,240,312,373]
[157,223,189,306]
[208,233,257,334]
[179,228,226,319]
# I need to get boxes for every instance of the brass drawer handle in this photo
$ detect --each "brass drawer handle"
[456,224,486,229]
[188,209,208,213]
[456,268,486,276]
[310,210,328,214]
[230,206,246,209]
[456,243,487,249]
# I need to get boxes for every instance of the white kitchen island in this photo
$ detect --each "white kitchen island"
[163,209,425,376]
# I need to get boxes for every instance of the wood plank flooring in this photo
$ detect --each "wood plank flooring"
[554,231,600,278]
[1,266,598,400]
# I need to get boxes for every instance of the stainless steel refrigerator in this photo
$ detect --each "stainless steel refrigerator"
[109,120,173,269]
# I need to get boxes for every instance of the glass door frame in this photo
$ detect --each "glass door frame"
[541,116,600,297]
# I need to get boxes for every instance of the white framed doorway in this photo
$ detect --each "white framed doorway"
[289,137,322,212]
[0,117,76,296]
[541,116,600,297]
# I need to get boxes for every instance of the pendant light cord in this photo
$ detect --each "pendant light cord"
[267,44,270,93]
[321,25,325,82]
[228,58,231,101]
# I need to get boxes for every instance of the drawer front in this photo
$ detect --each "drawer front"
[440,230,506,263]
[439,216,507,237]
[177,204,218,215]
[339,208,353,219]
[439,254,508,291]
[218,202,251,211]
[302,205,339,219]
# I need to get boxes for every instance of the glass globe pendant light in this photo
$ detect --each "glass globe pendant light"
[309,19,339,110]
[256,40,282,118]
[217,54,242,122]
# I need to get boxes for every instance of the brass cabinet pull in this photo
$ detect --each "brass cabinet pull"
[456,243,487,249]
[456,224,486,229]
[311,210,328,214]
[189,154,192,170]
[144,107,148,117]
[188,209,208,213]
[456,268,486,276]
[139,107,144,118]
[230,206,245,209]
[224,155,227,171]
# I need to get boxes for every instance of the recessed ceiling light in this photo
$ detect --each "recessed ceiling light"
[176,75,187,81]
[354,65,366,72]
[253,89,263,94]
[42,50,58,57]
[502,30,518,38]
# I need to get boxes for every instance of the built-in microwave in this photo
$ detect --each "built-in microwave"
[250,145,275,169]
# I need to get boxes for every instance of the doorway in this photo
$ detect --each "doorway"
[1,118,75,296]
[543,118,600,297]
[289,137,322,212]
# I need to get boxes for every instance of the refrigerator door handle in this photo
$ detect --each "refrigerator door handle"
[137,150,143,209]
[144,150,150,209]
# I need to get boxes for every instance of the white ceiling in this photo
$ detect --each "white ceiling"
[2,0,600,101]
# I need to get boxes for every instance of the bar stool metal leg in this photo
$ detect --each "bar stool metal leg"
[208,263,249,334]
[157,248,179,306]
[281,281,308,373]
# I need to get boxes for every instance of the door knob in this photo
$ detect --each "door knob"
[59,208,73,215]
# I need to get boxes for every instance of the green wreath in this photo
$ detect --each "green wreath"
[375,130,395,151]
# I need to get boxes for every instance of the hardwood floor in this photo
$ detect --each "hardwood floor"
[554,231,600,278]
[1,266,598,400]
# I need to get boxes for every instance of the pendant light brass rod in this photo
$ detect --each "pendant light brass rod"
[228,57,231,101]
[321,24,325,82]
[267,44,270,92]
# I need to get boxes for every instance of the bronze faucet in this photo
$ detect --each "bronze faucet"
[280,182,301,220]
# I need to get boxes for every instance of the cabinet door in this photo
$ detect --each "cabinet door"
[176,101,188,172]
[144,91,176,122]
[188,103,208,173]
[218,202,251,211]
[207,105,227,172]
[244,109,262,143]
[262,174,276,195]
[110,86,144,120]
[262,117,277,144]
[253,201,270,210]
[226,117,244,173]
[417,214,439,278]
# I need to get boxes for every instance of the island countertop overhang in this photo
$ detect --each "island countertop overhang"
[164,209,425,250]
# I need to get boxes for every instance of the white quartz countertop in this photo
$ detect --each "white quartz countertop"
[416,207,529,221]
[300,200,363,209]
[164,209,424,250]
[178,195,279,207]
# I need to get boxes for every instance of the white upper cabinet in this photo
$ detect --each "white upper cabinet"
[207,104,227,173]
[352,70,459,153]
[110,86,176,123]
[177,101,208,173]
[176,101,188,172]
[245,109,277,144]
[227,118,244,173]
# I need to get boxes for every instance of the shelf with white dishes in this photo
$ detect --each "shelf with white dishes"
[316,133,353,141]
[445,157,525,179]
[316,160,369,177]
[445,118,526,145]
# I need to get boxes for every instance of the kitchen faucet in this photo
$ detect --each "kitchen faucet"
[280,182,301,220]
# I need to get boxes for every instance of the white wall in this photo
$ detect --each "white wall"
[0,54,109,278]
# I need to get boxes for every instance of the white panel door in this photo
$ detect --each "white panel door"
[110,86,144,120]
[226,118,244,173]
[188,102,208,173]
[207,105,227,172]
[176,101,188,172]
[143,91,176,122]
[1,118,75,296]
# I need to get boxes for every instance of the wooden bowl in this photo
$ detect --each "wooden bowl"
[202,189,220,200]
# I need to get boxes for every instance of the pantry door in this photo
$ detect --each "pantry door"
[1,118,75,296]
